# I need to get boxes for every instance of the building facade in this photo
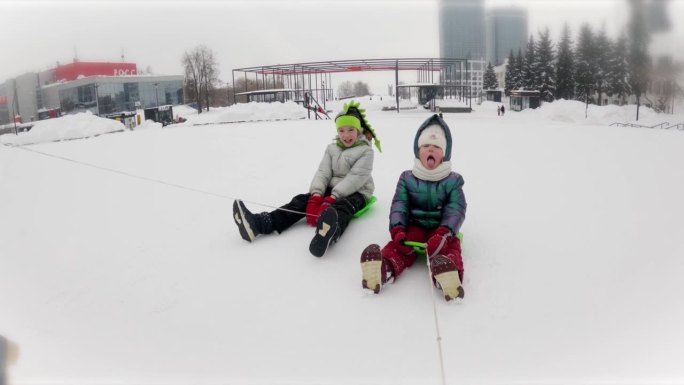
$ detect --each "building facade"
[0,61,183,125]
[486,7,528,67]
[439,0,485,61]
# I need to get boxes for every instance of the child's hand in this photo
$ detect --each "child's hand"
[318,196,336,215]
[390,226,414,255]
[426,227,452,256]
[306,195,324,226]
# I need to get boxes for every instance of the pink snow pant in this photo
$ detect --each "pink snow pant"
[381,225,463,281]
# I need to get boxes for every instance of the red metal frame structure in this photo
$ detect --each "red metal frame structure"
[231,58,473,113]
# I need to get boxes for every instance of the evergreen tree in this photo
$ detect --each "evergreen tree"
[513,49,525,90]
[522,35,538,90]
[555,24,576,100]
[535,27,556,102]
[606,33,631,104]
[483,62,498,90]
[594,25,612,105]
[574,23,597,104]
[627,0,651,120]
[504,50,516,95]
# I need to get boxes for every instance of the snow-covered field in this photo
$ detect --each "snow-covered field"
[1,97,684,385]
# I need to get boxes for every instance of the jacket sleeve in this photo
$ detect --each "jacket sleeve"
[389,172,410,230]
[309,147,333,196]
[440,174,467,234]
[330,147,374,199]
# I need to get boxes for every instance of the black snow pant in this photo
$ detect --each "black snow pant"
[270,192,367,237]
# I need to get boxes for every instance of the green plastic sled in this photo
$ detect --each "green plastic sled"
[404,232,464,257]
[352,195,377,219]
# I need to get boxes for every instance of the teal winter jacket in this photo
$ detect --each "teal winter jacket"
[389,171,466,234]
[389,114,466,234]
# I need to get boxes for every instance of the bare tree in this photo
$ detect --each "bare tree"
[182,45,219,113]
[338,81,354,99]
[353,81,371,96]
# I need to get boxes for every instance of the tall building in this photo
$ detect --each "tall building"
[486,7,528,67]
[439,0,485,61]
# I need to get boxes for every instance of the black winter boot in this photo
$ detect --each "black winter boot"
[233,200,274,242]
[309,207,339,257]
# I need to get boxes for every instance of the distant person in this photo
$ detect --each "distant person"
[501,105,505,116]
[360,114,467,301]
[497,105,501,116]
[233,100,382,257]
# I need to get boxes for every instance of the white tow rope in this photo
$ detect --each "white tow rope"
[7,144,315,216]
[426,236,449,385]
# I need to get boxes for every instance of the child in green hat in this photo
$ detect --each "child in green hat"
[233,100,381,257]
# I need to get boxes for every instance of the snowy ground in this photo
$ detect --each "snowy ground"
[1,97,684,385]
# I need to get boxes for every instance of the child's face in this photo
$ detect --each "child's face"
[338,126,359,147]
[419,144,444,170]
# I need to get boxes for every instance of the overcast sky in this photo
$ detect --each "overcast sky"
[1,0,682,93]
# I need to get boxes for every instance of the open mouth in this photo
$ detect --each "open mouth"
[426,155,436,168]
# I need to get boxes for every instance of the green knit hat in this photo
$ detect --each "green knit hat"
[334,100,382,152]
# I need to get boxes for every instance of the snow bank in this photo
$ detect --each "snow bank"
[143,98,684,131]
[136,119,163,130]
[325,95,419,113]
[0,112,125,146]
[516,99,661,125]
[179,101,306,125]
[3,98,675,148]
[172,104,200,119]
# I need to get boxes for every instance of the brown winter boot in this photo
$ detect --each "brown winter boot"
[429,255,464,301]
[361,244,393,294]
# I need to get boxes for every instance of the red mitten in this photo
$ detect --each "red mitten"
[390,226,415,255]
[318,196,337,215]
[306,195,324,226]
[426,226,452,257]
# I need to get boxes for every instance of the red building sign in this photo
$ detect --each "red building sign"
[54,62,137,81]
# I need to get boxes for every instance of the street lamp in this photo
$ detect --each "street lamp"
[154,83,160,107]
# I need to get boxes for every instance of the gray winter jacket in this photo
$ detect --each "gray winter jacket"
[309,136,375,200]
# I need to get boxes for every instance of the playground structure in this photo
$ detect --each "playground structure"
[232,58,476,118]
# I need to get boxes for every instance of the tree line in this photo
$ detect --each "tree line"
[482,0,669,119]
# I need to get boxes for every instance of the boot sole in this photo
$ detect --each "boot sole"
[434,271,464,301]
[361,244,382,294]
[309,208,338,257]
[233,200,256,242]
